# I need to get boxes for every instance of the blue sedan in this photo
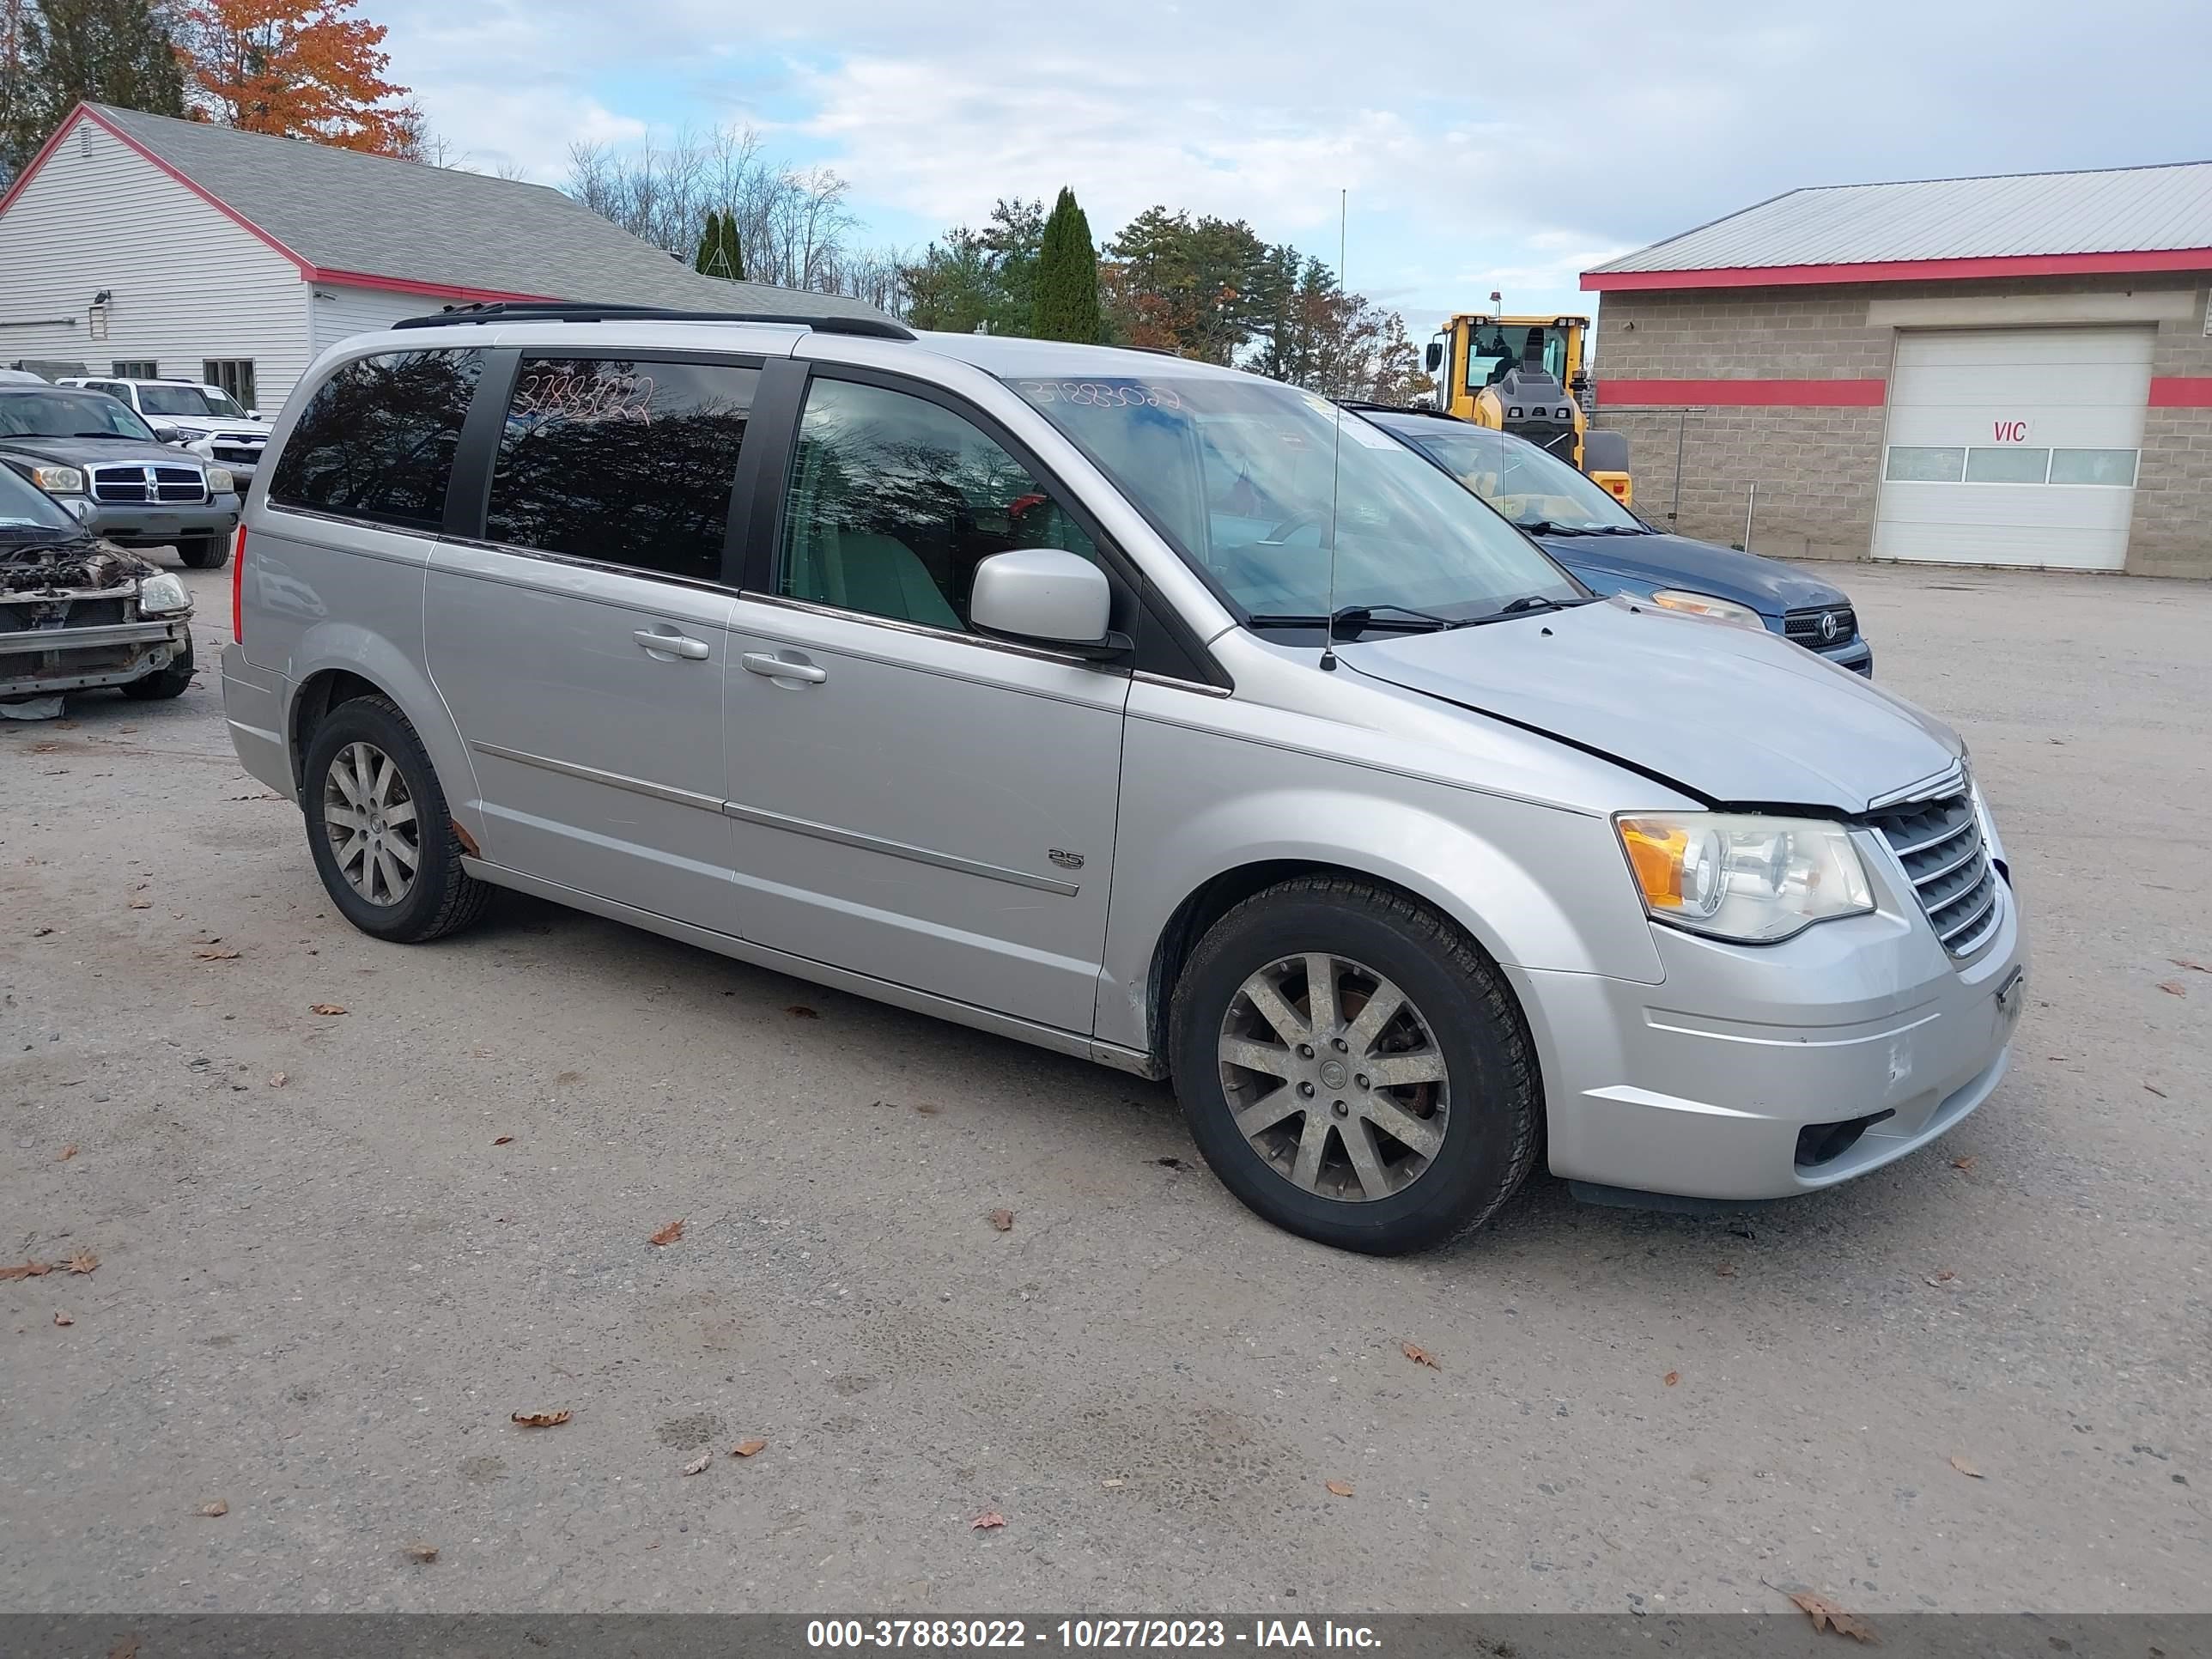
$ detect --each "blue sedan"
[1354,407,1873,677]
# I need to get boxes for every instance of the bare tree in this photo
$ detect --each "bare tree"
[563,123,895,307]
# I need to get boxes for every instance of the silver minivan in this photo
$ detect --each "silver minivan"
[221,306,2026,1254]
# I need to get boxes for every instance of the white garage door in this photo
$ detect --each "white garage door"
[1873,327,2154,571]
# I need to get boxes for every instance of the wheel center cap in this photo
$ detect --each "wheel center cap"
[1319,1058,1349,1091]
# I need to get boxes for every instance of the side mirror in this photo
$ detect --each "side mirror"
[1424,343,1443,374]
[969,548,1117,653]
[246,410,260,421]
[151,424,185,443]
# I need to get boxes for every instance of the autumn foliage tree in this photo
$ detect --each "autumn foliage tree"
[176,0,416,154]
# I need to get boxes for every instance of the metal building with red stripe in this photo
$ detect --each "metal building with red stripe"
[1581,161,2212,578]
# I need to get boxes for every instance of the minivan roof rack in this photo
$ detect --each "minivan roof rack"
[391,301,917,341]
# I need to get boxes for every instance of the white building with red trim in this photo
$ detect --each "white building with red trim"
[1581,161,2212,578]
[0,102,879,414]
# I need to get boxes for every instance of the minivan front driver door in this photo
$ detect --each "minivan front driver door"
[722,369,1132,1036]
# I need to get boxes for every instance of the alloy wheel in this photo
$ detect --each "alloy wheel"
[1216,952,1449,1201]
[322,740,420,907]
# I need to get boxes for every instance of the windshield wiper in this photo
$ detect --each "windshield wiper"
[1520,520,1594,537]
[70,430,144,440]
[1247,603,1463,635]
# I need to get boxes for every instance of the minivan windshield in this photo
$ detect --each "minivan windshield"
[0,459,83,533]
[0,389,158,442]
[1008,375,1581,624]
[1387,421,1642,534]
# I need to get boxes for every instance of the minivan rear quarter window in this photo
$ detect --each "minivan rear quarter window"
[486,356,760,583]
[270,349,483,528]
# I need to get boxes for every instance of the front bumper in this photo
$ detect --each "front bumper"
[0,615,190,696]
[79,495,240,549]
[1821,636,1874,677]
[1513,842,2025,1200]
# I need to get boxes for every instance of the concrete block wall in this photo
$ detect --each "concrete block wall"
[1590,273,2212,577]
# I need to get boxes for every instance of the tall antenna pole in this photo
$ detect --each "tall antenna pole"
[1320,186,1347,672]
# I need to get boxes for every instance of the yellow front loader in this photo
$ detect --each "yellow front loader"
[1423,313,1632,505]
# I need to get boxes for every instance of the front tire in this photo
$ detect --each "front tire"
[1170,877,1541,1255]
[301,694,491,943]
[121,635,194,700]
[178,536,229,569]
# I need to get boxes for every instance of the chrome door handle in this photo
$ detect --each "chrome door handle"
[740,652,827,684]
[635,629,710,660]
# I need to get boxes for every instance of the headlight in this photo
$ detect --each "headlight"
[1649,589,1765,629]
[137,572,191,615]
[1617,812,1874,943]
[27,464,85,495]
[204,466,235,495]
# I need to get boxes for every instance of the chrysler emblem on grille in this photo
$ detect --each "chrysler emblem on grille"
[1819,611,1841,643]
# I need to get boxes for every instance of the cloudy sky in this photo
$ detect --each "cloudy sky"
[377,0,2212,325]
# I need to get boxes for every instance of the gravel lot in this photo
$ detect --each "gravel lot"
[3,559,2206,1617]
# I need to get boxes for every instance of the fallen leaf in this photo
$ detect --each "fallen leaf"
[1950,1155,1978,1172]
[109,1638,138,1659]
[2144,1083,2168,1098]
[1663,1370,1680,1388]
[1948,1455,1984,1480]
[681,1453,712,1475]
[555,1070,582,1085]
[510,1410,570,1428]
[1716,1262,1739,1278]
[269,1073,288,1088]
[404,1543,438,1564]
[194,947,241,961]
[988,1208,1015,1232]
[915,1103,941,1115]
[63,1248,97,1275]
[493,1135,514,1146]
[2157,980,2187,997]
[0,1261,52,1281]
[970,1510,1006,1529]
[731,1437,768,1458]
[787,1005,820,1018]
[2172,957,2209,974]
[310,1003,347,1016]
[58,1144,77,1161]
[127,899,151,909]
[1401,1340,1440,1370]
[53,1310,73,1327]
[1324,1480,1354,1498]
[648,1219,685,1247]
[1786,1589,1876,1644]
[198,1500,228,1517]
[1925,1270,1957,1286]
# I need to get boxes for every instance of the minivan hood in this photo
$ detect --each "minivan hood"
[1339,597,1959,812]
[1534,531,1846,616]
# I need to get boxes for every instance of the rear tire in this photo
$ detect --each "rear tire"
[121,635,194,700]
[179,536,229,569]
[1169,876,1540,1255]
[302,693,492,943]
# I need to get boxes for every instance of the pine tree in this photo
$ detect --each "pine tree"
[695,210,746,282]
[1030,185,1100,343]
[3,0,185,173]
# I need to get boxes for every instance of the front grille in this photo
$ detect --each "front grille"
[211,444,261,466]
[1785,605,1858,650]
[90,464,210,505]
[1868,782,2002,957]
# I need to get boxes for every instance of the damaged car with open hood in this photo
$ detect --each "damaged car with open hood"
[222,315,2025,1255]
[2,460,196,715]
